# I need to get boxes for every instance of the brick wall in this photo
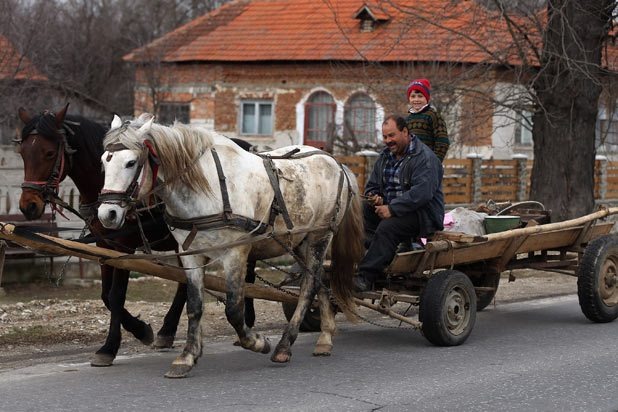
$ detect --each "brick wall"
[133,62,494,149]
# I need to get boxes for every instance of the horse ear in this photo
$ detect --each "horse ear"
[138,117,153,133]
[111,114,123,130]
[18,107,31,124]
[137,113,154,122]
[55,103,69,127]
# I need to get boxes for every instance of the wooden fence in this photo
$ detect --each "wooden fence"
[336,155,618,206]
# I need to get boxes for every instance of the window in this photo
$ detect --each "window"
[241,101,273,135]
[158,103,190,125]
[344,93,377,145]
[514,110,533,146]
[599,119,618,146]
[597,104,618,147]
[304,91,335,149]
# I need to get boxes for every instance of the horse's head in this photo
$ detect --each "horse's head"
[98,114,158,229]
[16,104,75,220]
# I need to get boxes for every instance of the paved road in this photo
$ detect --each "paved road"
[1,295,617,412]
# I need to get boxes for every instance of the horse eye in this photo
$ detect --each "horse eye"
[126,160,137,168]
[45,151,56,160]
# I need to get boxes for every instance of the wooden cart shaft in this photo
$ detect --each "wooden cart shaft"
[0,223,298,304]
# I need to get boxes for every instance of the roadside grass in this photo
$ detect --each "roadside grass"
[0,325,105,346]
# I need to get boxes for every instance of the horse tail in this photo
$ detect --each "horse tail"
[329,171,365,319]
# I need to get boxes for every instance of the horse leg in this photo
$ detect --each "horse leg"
[244,259,257,328]
[222,250,270,354]
[272,236,330,363]
[232,259,257,347]
[165,259,204,378]
[313,285,335,356]
[91,266,153,367]
[153,282,187,349]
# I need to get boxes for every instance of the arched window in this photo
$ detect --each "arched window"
[344,93,376,146]
[304,91,336,149]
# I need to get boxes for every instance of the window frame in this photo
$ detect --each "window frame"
[514,109,533,146]
[158,102,190,125]
[344,92,377,145]
[303,91,336,149]
[240,100,274,136]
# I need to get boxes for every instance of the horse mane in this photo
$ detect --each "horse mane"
[21,112,107,159]
[103,118,214,195]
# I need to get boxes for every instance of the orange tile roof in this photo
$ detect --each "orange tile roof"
[0,35,47,81]
[125,0,616,70]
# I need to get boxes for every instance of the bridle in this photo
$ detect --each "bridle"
[98,139,160,211]
[17,112,78,215]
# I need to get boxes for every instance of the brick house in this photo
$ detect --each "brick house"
[124,0,618,159]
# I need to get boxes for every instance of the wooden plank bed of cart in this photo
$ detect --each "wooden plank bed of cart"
[0,206,616,348]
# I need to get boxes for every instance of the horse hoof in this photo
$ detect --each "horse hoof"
[260,338,271,354]
[270,350,291,363]
[164,364,192,379]
[91,353,115,367]
[153,335,175,349]
[312,344,332,356]
[233,339,241,347]
[140,324,154,346]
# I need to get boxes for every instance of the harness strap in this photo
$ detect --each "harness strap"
[79,201,99,221]
[262,156,294,231]
[210,148,233,216]
[149,147,339,250]
[164,210,269,250]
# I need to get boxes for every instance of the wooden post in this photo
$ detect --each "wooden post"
[512,154,529,202]
[0,240,5,296]
[596,155,608,202]
[467,153,483,204]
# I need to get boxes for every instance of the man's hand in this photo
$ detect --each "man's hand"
[374,205,392,219]
[368,194,383,206]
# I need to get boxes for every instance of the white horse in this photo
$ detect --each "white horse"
[97,115,364,378]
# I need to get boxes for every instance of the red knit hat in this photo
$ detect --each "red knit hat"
[406,78,431,101]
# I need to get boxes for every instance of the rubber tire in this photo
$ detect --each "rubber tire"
[577,234,618,323]
[472,273,500,311]
[419,270,477,346]
[282,301,322,332]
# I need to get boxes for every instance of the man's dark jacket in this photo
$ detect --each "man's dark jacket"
[364,139,444,236]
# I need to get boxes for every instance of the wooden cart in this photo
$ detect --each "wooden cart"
[348,206,618,346]
[1,206,617,348]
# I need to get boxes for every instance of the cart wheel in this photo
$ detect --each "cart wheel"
[419,270,476,346]
[281,301,322,332]
[471,273,500,311]
[577,235,618,323]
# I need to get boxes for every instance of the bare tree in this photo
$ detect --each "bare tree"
[1,0,230,116]
[327,0,616,220]
[529,0,616,220]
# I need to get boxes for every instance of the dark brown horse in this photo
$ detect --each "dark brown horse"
[16,105,188,366]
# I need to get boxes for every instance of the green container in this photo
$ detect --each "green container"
[484,216,521,234]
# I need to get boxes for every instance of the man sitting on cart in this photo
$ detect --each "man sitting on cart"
[354,115,445,292]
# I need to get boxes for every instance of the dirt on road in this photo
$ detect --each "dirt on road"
[0,268,579,371]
